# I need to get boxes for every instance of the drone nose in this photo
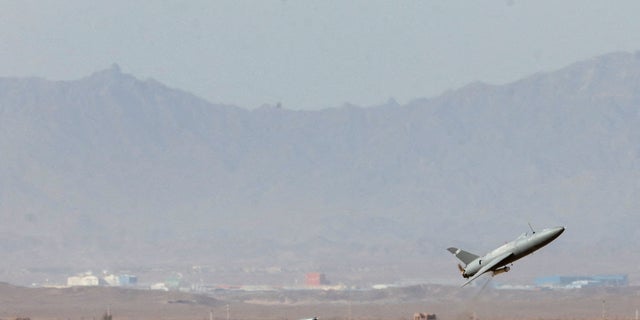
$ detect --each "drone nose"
[549,226,565,239]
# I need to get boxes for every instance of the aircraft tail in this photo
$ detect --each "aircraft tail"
[447,247,479,265]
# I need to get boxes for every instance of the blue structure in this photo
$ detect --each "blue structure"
[535,274,627,288]
[118,274,138,286]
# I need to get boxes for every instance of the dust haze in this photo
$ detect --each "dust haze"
[2,1,640,319]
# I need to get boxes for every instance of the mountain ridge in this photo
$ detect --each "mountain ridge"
[1,52,639,285]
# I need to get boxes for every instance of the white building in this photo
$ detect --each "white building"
[67,274,101,287]
[103,274,138,286]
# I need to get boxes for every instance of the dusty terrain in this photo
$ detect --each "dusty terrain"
[1,283,639,320]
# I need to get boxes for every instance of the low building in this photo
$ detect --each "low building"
[535,274,628,288]
[103,274,138,286]
[305,272,329,286]
[150,282,169,291]
[67,274,102,287]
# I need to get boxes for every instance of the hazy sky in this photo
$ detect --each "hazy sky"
[2,0,640,110]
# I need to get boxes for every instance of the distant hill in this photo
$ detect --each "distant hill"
[2,53,640,285]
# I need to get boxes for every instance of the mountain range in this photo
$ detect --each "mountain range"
[2,53,640,285]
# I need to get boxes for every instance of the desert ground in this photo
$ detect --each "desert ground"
[1,283,639,320]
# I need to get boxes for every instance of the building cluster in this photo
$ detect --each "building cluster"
[305,272,329,287]
[66,272,137,287]
[534,274,628,289]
